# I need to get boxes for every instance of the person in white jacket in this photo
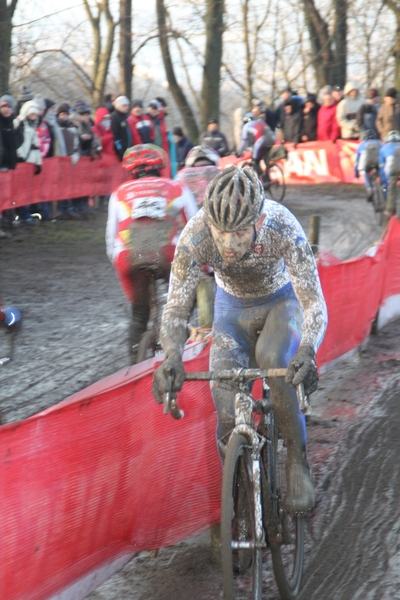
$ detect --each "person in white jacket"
[15,100,42,171]
[336,82,364,140]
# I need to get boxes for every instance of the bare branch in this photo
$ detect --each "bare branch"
[17,49,93,91]
[13,4,83,28]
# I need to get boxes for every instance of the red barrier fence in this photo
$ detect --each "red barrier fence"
[1,217,399,599]
[220,140,361,185]
[0,141,361,212]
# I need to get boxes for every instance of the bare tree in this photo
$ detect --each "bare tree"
[0,0,18,94]
[384,0,400,89]
[119,0,132,99]
[301,0,347,88]
[200,0,224,129]
[83,0,117,107]
[156,0,199,140]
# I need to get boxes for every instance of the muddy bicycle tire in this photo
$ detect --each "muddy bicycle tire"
[266,421,304,599]
[221,433,263,600]
[371,176,384,225]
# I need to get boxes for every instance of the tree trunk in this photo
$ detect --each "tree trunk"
[200,0,224,131]
[331,0,347,87]
[242,0,253,106]
[156,0,199,141]
[0,0,18,95]
[118,0,132,99]
[387,2,400,90]
[302,0,334,87]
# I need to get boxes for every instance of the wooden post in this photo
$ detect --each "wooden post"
[308,215,321,256]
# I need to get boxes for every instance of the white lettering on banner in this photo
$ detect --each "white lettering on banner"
[131,196,166,219]
[285,149,329,178]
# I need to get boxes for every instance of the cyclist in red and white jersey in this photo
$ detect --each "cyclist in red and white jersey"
[237,112,275,178]
[106,144,198,363]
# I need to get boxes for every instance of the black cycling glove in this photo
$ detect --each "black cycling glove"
[152,351,186,404]
[285,344,318,396]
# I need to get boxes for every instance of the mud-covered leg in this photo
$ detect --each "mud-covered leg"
[129,270,150,365]
[255,299,315,514]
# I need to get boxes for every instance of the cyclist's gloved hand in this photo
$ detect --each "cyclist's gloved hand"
[152,351,185,404]
[235,151,242,158]
[354,168,359,178]
[285,344,318,396]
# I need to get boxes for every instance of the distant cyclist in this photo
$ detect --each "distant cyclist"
[153,166,327,514]
[379,130,400,217]
[175,145,220,207]
[354,129,381,202]
[106,144,198,363]
[236,112,275,180]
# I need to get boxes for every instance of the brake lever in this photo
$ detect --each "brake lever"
[296,382,312,415]
[163,367,184,420]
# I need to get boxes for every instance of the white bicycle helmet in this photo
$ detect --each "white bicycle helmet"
[203,166,264,231]
[185,145,220,167]
[243,112,255,124]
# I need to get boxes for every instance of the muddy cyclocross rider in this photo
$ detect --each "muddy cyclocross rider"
[153,166,327,513]
[106,144,198,364]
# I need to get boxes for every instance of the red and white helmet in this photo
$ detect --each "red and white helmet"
[185,145,220,167]
[123,144,165,177]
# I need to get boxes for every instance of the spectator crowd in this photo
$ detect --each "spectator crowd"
[1,80,400,235]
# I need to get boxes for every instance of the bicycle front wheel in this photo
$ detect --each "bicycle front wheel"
[267,426,304,599]
[221,433,263,600]
[267,163,286,203]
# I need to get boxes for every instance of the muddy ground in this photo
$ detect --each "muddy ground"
[0,183,397,599]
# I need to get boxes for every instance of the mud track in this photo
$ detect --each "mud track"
[0,184,397,599]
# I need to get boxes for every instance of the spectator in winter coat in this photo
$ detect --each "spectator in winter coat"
[276,87,303,129]
[155,97,170,154]
[94,108,115,155]
[332,86,343,104]
[200,118,229,157]
[300,94,320,142]
[0,94,21,234]
[15,100,42,171]
[251,98,278,132]
[376,88,400,141]
[43,99,66,157]
[75,104,99,158]
[111,96,136,161]
[282,100,302,144]
[146,100,164,148]
[56,103,80,217]
[128,100,153,145]
[336,82,363,139]
[357,88,380,138]
[317,86,341,141]
[173,127,194,169]
[34,95,52,220]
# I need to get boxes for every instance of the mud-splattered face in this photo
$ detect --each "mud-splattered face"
[209,224,255,264]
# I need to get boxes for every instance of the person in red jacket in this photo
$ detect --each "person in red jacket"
[128,100,155,144]
[317,86,341,141]
[93,107,115,156]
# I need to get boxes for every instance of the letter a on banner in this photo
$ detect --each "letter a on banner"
[302,149,329,177]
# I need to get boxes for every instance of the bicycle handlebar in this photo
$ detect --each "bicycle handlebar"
[184,367,287,382]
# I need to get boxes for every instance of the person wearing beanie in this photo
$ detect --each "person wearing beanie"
[111,95,140,160]
[56,103,80,218]
[300,93,320,142]
[376,87,400,141]
[128,100,154,145]
[173,126,194,169]
[317,86,341,141]
[16,84,35,115]
[336,82,363,139]
[200,118,229,157]
[282,99,302,144]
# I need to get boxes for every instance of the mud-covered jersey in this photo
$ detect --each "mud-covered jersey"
[106,176,198,262]
[175,165,220,207]
[160,200,327,357]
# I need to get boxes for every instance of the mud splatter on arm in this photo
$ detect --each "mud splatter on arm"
[160,215,205,357]
[273,207,327,350]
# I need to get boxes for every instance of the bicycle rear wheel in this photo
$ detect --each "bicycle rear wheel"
[267,163,286,203]
[371,175,384,225]
[266,422,304,599]
[221,433,263,600]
